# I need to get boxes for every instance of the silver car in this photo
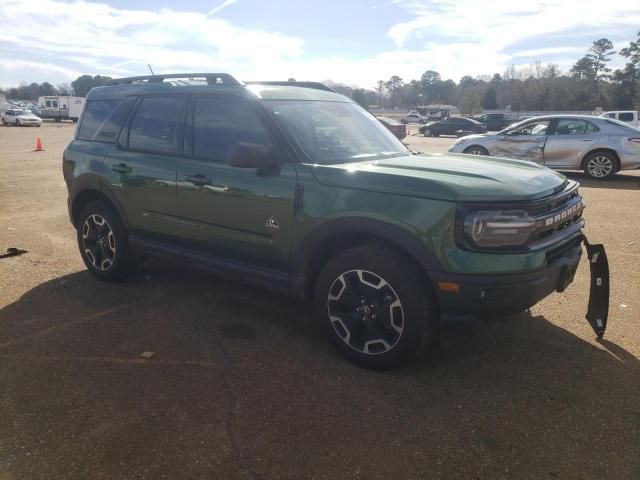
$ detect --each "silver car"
[448,115,640,179]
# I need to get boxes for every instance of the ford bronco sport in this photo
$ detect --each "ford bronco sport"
[63,73,609,369]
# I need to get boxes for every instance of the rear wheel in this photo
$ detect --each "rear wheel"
[315,245,437,369]
[77,201,135,281]
[584,151,618,180]
[16,120,21,127]
[463,145,489,156]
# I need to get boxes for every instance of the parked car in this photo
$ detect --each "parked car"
[399,113,427,124]
[475,113,516,131]
[419,117,486,137]
[449,115,640,180]
[600,111,639,127]
[377,116,407,140]
[63,73,609,369]
[1,109,42,127]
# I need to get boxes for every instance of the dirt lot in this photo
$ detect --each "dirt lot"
[1,122,639,479]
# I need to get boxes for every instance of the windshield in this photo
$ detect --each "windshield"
[264,100,408,165]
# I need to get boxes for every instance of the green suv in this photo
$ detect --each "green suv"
[63,73,609,369]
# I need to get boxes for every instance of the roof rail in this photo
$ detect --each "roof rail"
[245,81,336,93]
[105,73,243,86]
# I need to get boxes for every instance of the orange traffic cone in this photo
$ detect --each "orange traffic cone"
[34,138,44,152]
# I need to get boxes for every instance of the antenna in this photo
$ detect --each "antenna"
[147,64,155,75]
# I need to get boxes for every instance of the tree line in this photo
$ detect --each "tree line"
[330,31,640,113]
[2,31,639,114]
[1,75,113,101]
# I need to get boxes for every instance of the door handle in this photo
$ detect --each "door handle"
[184,174,213,187]
[111,162,132,174]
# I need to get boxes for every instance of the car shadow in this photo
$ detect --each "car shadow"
[1,264,639,478]
[561,171,640,190]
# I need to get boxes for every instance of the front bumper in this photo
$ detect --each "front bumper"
[431,235,610,337]
[432,241,582,319]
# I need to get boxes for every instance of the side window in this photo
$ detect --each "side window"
[45,101,52,108]
[52,101,58,108]
[554,119,588,135]
[192,96,270,162]
[585,122,599,134]
[77,98,135,142]
[509,120,550,136]
[604,113,615,118]
[619,112,634,122]
[129,96,185,154]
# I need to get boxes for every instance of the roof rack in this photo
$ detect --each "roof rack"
[245,81,336,93]
[105,73,242,86]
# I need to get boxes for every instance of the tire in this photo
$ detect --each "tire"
[463,145,489,156]
[583,151,618,180]
[431,132,439,137]
[16,120,20,127]
[1,119,6,126]
[400,119,407,124]
[314,245,438,370]
[76,200,135,281]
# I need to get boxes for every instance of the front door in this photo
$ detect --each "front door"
[542,118,600,169]
[492,119,550,163]
[177,94,297,272]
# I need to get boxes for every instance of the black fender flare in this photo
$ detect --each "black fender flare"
[68,176,130,230]
[289,217,444,298]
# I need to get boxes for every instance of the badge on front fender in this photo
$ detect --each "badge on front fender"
[582,236,610,338]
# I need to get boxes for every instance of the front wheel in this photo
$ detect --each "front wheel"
[463,146,489,156]
[315,245,437,369]
[77,201,135,281]
[583,151,618,180]
[16,120,20,127]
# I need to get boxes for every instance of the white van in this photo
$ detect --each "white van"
[600,111,640,127]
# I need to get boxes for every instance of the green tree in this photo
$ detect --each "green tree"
[420,70,441,103]
[351,88,369,109]
[71,75,112,97]
[571,56,594,80]
[481,86,497,109]
[587,38,615,79]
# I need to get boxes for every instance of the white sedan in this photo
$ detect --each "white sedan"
[1,109,42,127]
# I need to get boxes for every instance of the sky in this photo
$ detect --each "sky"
[1,0,639,89]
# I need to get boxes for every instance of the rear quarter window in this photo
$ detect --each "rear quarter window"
[619,112,634,122]
[77,98,135,143]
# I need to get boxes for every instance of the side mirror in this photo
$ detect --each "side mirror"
[227,143,278,169]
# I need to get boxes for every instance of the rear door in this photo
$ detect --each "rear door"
[103,95,185,241]
[492,119,550,163]
[176,94,297,272]
[542,118,600,169]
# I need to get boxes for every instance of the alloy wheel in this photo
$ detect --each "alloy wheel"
[327,270,404,355]
[587,155,613,178]
[81,214,116,271]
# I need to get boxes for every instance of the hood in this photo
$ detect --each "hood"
[310,153,567,202]
[17,113,38,119]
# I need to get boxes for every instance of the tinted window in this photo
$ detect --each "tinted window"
[77,98,135,143]
[619,112,634,122]
[192,96,270,161]
[554,119,588,135]
[45,101,51,108]
[129,97,184,154]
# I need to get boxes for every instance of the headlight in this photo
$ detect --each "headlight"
[464,209,535,247]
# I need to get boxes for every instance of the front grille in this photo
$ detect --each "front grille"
[527,181,584,247]
[545,236,582,264]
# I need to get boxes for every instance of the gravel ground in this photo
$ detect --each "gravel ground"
[1,122,639,479]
